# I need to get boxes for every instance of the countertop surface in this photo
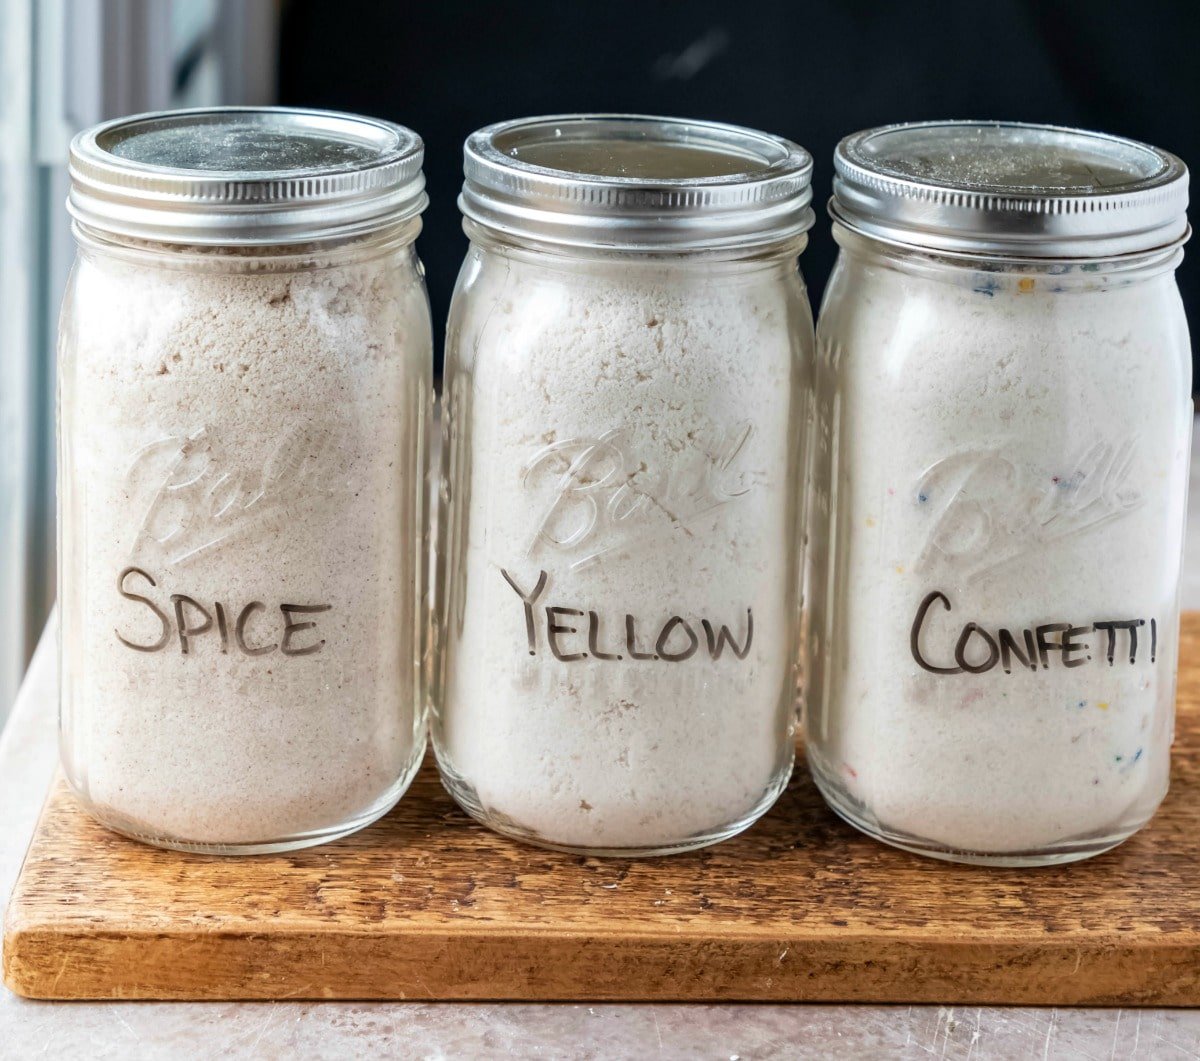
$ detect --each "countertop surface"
[5,424,1200,1059]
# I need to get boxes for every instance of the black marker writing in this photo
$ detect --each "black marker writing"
[501,568,753,665]
[114,566,330,658]
[910,589,1157,676]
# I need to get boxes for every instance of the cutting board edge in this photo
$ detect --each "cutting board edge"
[6,922,1200,1005]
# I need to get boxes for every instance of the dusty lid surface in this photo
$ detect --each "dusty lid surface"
[69,107,427,245]
[461,114,814,252]
[832,120,1189,258]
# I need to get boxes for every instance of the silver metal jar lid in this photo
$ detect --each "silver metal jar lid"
[68,107,427,245]
[832,121,1189,259]
[460,114,814,253]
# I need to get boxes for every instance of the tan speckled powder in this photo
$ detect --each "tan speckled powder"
[59,234,431,849]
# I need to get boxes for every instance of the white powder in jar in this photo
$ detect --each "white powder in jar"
[59,239,431,847]
[436,252,811,851]
[807,254,1191,855]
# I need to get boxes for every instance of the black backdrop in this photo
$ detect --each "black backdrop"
[279,0,1200,378]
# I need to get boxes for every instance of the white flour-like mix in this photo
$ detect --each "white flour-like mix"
[59,241,431,846]
[807,253,1191,855]
[436,251,812,850]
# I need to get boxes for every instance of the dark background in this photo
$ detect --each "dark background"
[279,0,1200,376]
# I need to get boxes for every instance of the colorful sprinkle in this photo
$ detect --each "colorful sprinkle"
[1097,701,1110,711]
[895,564,905,574]
[1017,277,1036,293]
[917,492,929,504]
[1115,747,1143,770]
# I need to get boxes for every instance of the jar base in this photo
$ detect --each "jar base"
[808,759,1139,868]
[435,752,794,858]
[66,739,427,855]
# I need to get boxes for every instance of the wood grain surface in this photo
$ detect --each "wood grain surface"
[6,618,1200,1004]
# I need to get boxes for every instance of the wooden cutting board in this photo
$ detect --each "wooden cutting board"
[6,618,1200,1004]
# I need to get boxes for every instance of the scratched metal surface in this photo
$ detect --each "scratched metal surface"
[3,422,1200,1059]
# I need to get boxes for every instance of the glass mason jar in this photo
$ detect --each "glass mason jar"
[807,121,1191,866]
[59,108,432,853]
[434,115,816,856]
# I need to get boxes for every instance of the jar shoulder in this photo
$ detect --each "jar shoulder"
[60,246,433,372]
[817,253,1191,394]
[445,246,815,379]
